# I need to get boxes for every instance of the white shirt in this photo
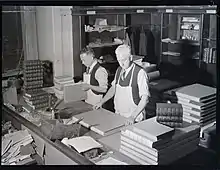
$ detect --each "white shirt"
[88,59,108,89]
[111,63,150,98]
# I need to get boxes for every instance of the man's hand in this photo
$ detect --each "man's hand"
[93,101,103,110]
[81,83,91,91]
[125,116,135,126]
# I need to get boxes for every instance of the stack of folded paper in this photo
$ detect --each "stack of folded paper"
[54,75,74,99]
[120,117,200,165]
[1,129,35,165]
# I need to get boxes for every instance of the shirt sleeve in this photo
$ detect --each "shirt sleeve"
[95,67,108,89]
[137,69,151,98]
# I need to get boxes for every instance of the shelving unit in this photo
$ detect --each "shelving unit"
[200,14,217,87]
[71,6,217,85]
[160,13,203,65]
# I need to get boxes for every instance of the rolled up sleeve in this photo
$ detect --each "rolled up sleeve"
[95,67,108,89]
[137,69,151,98]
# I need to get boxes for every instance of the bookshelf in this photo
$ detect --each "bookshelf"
[200,14,217,87]
[160,13,202,65]
[160,11,217,87]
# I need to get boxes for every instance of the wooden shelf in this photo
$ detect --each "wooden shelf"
[162,38,200,46]
[87,42,122,48]
[85,25,127,33]
[162,51,181,57]
[181,21,200,23]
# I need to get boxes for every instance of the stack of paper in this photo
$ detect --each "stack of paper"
[96,157,128,165]
[119,117,200,165]
[61,136,103,153]
[173,84,216,126]
[54,75,74,99]
[71,109,127,136]
[1,130,34,165]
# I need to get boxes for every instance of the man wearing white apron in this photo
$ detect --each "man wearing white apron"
[80,47,108,106]
[94,44,150,125]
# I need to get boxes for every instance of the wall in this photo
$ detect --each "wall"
[35,6,74,77]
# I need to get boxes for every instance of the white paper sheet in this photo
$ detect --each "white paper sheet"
[96,157,128,165]
[66,136,103,153]
[1,139,12,156]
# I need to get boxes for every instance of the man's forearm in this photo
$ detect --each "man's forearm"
[132,95,149,119]
[90,85,107,93]
[101,86,116,104]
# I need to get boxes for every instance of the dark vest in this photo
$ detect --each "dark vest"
[115,63,142,105]
[90,63,105,95]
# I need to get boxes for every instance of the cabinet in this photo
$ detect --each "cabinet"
[160,13,203,65]
[159,8,217,87]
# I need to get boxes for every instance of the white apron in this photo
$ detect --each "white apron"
[83,72,103,106]
[114,65,145,122]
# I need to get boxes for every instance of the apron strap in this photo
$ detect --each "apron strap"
[129,64,136,87]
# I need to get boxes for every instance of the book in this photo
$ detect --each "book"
[159,122,182,127]
[63,83,87,103]
[24,90,48,98]
[121,134,199,163]
[71,108,127,136]
[149,79,181,93]
[182,106,216,117]
[54,75,73,83]
[181,102,216,112]
[175,84,216,102]
[120,138,199,165]
[132,117,175,141]
[177,99,216,110]
[156,116,182,122]
[121,128,171,149]
[121,130,198,159]
[156,103,183,116]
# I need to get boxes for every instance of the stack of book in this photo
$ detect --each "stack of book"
[23,89,49,111]
[156,103,183,128]
[163,84,216,127]
[147,79,182,117]
[54,76,74,99]
[202,47,216,64]
[23,60,44,92]
[119,117,200,165]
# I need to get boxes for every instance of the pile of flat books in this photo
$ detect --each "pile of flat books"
[23,89,49,111]
[23,60,44,91]
[147,79,182,117]
[54,76,74,99]
[165,84,216,127]
[156,103,183,128]
[120,117,200,165]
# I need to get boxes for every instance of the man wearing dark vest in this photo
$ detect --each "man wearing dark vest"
[94,44,150,125]
[80,47,108,106]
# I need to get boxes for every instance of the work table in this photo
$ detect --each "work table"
[2,92,216,165]
[2,93,138,165]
